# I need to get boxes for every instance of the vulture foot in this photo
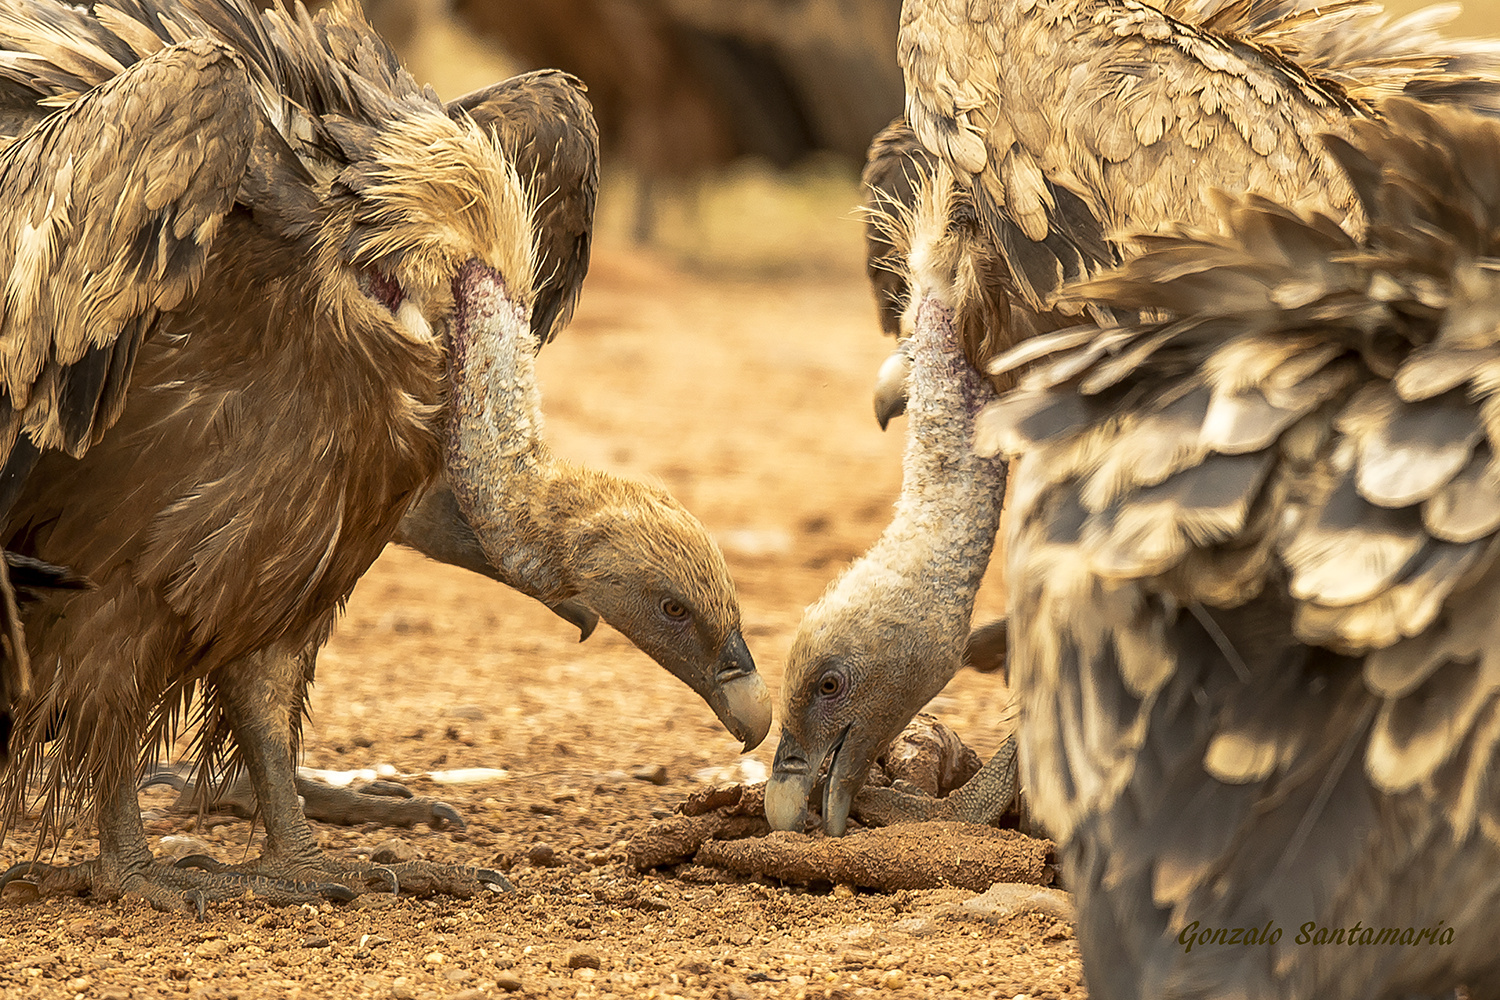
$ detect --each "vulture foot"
[855,736,1018,828]
[0,856,349,913]
[175,853,511,899]
[144,768,467,831]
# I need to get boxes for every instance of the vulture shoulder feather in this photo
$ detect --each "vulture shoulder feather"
[448,69,599,345]
[0,37,254,467]
[898,0,1500,313]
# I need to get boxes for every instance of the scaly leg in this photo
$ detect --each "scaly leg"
[1,767,349,912]
[184,645,509,898]
[854,736,1019,828]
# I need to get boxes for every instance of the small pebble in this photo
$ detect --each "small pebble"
[567,950,602,970]
[631,764,669,785]
[833,883,855,900]
[495,972,523,992]
[880,969,909,990]
[891,916,937,936]
[425,951,447,965]
[526,843,561,867]
[528,802,560,816]
[303,936,330,949]
[195,939,228,958]
[391,982,416,1000]
[372,838,419,864]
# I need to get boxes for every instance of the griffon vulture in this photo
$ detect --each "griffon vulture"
[0,0,767,911]
[986,97,1500,1000]
[768,0,1500,837]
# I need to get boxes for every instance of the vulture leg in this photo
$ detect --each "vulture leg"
[0,769,347,911]
[853,735,1019,828]
[145,767,466,831]
[205,647,510,898]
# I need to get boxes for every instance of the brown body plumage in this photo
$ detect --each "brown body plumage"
[862,0,1500,426]
[769,0,1500,837]
[986,97,1500,1000]
[0,0,767,909]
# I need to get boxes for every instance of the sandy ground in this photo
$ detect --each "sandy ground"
[0,178,1077,997]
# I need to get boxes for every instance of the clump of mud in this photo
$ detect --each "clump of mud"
[627,716,1054,891]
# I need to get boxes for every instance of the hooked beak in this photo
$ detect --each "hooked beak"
[548,598,599,642]
[873,340,911,431]
[701,630,772,752]
[765,725,857,835]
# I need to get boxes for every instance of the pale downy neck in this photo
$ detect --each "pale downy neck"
[443,262,580,605]
[819,283,1008,652]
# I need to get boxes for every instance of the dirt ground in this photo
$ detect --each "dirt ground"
[0,153,1070,1000]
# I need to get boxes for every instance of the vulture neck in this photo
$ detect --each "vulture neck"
[839,287,1006,656]
[441,263,603,607]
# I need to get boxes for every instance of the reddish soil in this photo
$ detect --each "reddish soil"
[0,189,1076,998]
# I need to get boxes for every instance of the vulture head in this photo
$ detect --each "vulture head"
[767,166,1010,834]
[305,76,769,748]
[369,144,768,752]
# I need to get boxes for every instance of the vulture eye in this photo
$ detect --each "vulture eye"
[660,598,689,621]
[817,671,844,698]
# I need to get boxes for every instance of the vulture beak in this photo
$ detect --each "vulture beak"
[873,340,911,430]
[700,630,772,752]
[765,730,816,832]
[766,724,864,836]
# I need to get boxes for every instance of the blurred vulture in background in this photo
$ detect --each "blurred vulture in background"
[450,0,904,239]
[0,0,768,913]
[768,0,1500,839]
[988,97,1500,1000]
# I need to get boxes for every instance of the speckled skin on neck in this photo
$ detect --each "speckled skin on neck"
[442,260,772,750]
[767,269,1007,835]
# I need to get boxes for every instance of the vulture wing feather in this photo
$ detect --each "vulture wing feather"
[0,37,254,466]
[448,69,599,345]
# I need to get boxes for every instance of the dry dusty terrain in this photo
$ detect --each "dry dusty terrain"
[0,184,1077,998]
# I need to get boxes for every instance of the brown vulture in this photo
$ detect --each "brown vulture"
[767,0,1500,837]
[985,97,1500,1000]
[0,0,768,911]
[450,0,905,239]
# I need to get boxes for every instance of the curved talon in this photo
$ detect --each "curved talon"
[477,868,514,893]
[185,889,208,920]
[367,866,399,895]
[317,881,358,903]
[140,769,189,791]
[430,802,466,832]
[359,780,413,799]
[0,860,44,894]
[173,854,229,873]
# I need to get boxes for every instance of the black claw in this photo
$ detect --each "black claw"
[173,854,229,873]
[430,802,466,832]
[477,868,514,893]
[369,866,399,895]
[0,861,42,894]
[321,881,358,903]
[360,780,413,799]
[185,889,208,920]
[140,770,189,792]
